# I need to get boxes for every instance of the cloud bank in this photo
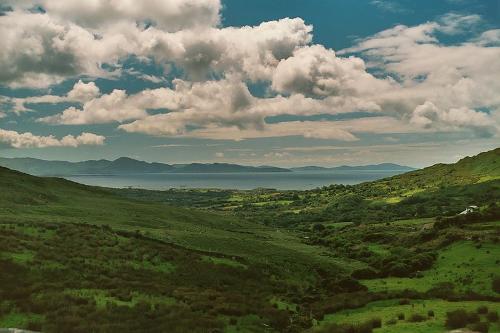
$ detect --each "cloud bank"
[0,130,105,148]
[0,0,498,148]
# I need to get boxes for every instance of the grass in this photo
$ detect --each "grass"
[366,244,390,256]
[65,289,177,308]
[363,241,500,296]
[270,297,298,312]
[0,167,359,289]
[390,218,435,226]
[0,312,43,329]
[168,225,361,286]
[384,197,402,204]
[319,299,500,333]
[201,256,248,269]
[128,259,176,273]
[4,251,35,264]
[325,222,354,229]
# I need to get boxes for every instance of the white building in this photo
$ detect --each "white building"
[459,205,479,215]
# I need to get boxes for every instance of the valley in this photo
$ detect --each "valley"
[0,148,499,333]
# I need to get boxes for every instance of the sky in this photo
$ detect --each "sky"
[0,0,499,167]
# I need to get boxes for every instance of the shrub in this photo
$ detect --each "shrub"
[477,306,489,314]
[407,313,427,323]
[467,312,480,324]
[314,322,373,333]
[486,311,498,322]
[386,318,397,326]
[492,277,500,293]
[387,262,411,277]
[27,321,43,331]
[355,322,374,333]
[369,317,382,329]
[426,282,456,298]
[446,309,468,329]
[267,309,290,331]
[469,322,489,333]
[329,277,368,293]
[351,268,379,279]
[428,310,435,317]
[312,224,326,232]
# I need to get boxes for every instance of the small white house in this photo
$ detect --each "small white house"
[459,205,479,215]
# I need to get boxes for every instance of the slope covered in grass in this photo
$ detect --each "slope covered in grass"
[369,147,500,196]
[318,299,500,333]
[0,166,354,286]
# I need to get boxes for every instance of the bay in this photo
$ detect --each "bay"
[65,170,406,190]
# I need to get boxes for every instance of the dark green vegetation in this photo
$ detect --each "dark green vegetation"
[0,222,300,332]
[0,156,290,176]
[1,148,499,332]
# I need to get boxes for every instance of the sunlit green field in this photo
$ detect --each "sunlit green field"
[319,299,500,333]
[363,239,500,296]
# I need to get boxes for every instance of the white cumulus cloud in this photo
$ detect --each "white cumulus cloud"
[0,129,105,148]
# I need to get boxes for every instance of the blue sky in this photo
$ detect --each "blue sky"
[0,0,499,167]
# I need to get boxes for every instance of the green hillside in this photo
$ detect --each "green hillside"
[116,148,500,227]
[1,149,499,333]
[0,166,347,277]
[371,148,500,195]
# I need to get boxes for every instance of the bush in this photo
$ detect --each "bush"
[407,313,427,323]
[312,224,326,233]
[351,268,379,279]
[486,311,498,322]
[467,312,480,324]
[426,282,456,298]
[492,277,500,293]
[469,322,489,333]
[356,322,374,333]
[386,318,397,326]
[399,299,410,305]
[314,322,373,333]
[446,309,469,329]
[387,262,411,277]
[477,306,489,314]
[369,317,382,329]
[27,321,43,331]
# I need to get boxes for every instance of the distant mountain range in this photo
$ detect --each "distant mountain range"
[290,163,415,172]
[0,157,290,176]
[0,157,415,176]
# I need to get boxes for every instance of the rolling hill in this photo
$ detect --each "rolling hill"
[372,148,500,192]
[0,165,349,282]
